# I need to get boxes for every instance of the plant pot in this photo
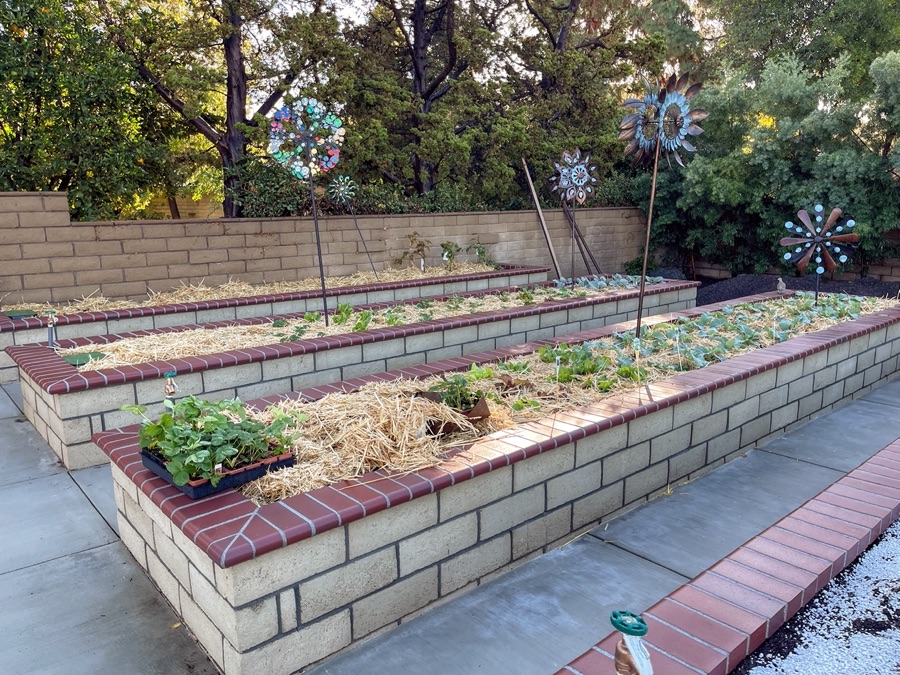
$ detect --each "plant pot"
[416,391,491,435]
[140,449,295,499]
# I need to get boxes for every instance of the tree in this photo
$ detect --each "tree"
[705,0,900,92]
[0,0,164,219]
[648,55,900,275]
[96,0,345,217]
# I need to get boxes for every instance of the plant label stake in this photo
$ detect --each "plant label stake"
[779,204,858,305]
[269,98,345,327]
[618,73,707,340]
[610,610,653,675]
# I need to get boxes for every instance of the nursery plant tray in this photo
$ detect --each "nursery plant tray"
[140,449,295,499]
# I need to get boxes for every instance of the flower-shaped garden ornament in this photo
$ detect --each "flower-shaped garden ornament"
[551,148,598,204]
[619,74,707,167]
[269,97,345,179]
[779,204,859,275]
[328,175,357,206]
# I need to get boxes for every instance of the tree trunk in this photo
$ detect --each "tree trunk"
[221,0,249,218]
[167,195,181,219]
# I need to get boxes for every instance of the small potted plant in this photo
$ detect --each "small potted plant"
[122,396,306,499]
[417,373,491,434]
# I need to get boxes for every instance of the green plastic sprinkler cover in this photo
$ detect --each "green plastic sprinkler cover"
[610,610,648,636]
[2,310,37,319]
[62,352,106,367]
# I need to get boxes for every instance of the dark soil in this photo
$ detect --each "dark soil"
[696,273,900,307]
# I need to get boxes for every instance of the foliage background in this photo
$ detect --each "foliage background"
[1,0,897,275]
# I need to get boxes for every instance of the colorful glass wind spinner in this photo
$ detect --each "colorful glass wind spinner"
[268,97,345,179]
[328,175,357,206]
[779,205,859,275]
[550,148,597,204]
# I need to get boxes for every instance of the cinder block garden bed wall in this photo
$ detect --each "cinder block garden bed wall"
[94,296,900,675]
[10,280,697,469]
[0,264,548,383]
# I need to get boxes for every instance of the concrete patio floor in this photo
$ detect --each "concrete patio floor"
[1,377,898,674]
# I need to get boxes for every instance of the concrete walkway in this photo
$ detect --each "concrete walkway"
[1,378,898,674]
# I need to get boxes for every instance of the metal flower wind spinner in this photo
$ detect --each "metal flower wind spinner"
[328,175,357,206]
[617,72,707,343]
[779,204,858,303]
[780,205,858,274]
[269,97,345,179]
[551,149,598,204]
[619,74,707,167]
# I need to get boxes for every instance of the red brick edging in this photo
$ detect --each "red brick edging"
[559,440,900,675]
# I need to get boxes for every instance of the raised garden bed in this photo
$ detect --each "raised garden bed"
[0,264,548,383]
[94,293,900,675]
[10,279,697,469]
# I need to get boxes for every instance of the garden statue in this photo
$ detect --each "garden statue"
[779,204,858,304]
[618,73,707,342]
[610,610,653,675]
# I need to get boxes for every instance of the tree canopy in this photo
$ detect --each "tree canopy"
[1,0,897,282]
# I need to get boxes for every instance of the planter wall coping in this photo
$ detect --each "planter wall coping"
[0,264,547,332]
[95,292,900,570]
[8,279,698,395]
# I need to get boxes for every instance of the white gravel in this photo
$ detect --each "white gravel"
[746,519,900,674]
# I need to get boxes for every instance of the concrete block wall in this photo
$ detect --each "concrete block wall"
[0,192,645,304]
[100,305,900,675]
[15,284,695,469]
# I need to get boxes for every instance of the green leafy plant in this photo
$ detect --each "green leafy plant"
[353,310,374,332]
[332,303,353,325]
[122,396,305,487]
[466,240,497,268]
[440,241,462,269]
[278,324,308,342]
[428,374,485,410]
[518,287,535,305]
[271,319,288,328]
[394,231,432,269]
[382,307,405,326]
[304,311,321,322]
[416,298,433,309]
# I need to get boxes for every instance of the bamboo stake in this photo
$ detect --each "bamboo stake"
[349,205,378,279]
[521,157,562,280]
[306,167,330,326]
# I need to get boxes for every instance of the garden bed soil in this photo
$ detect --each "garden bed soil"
[94,292,900,675]
[11,278,696,469]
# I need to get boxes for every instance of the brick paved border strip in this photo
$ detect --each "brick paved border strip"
[558,440,900,675]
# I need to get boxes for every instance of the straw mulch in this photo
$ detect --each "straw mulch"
[240,293,898,505]
[58,285,600,371]
[2,263,496,316]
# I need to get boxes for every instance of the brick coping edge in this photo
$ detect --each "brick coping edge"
[9,279,699,394]
[0,264,549,331]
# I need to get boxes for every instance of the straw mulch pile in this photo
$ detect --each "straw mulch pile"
[58,285,598,370]
[2,263,496,316]
[240,293,898,505]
